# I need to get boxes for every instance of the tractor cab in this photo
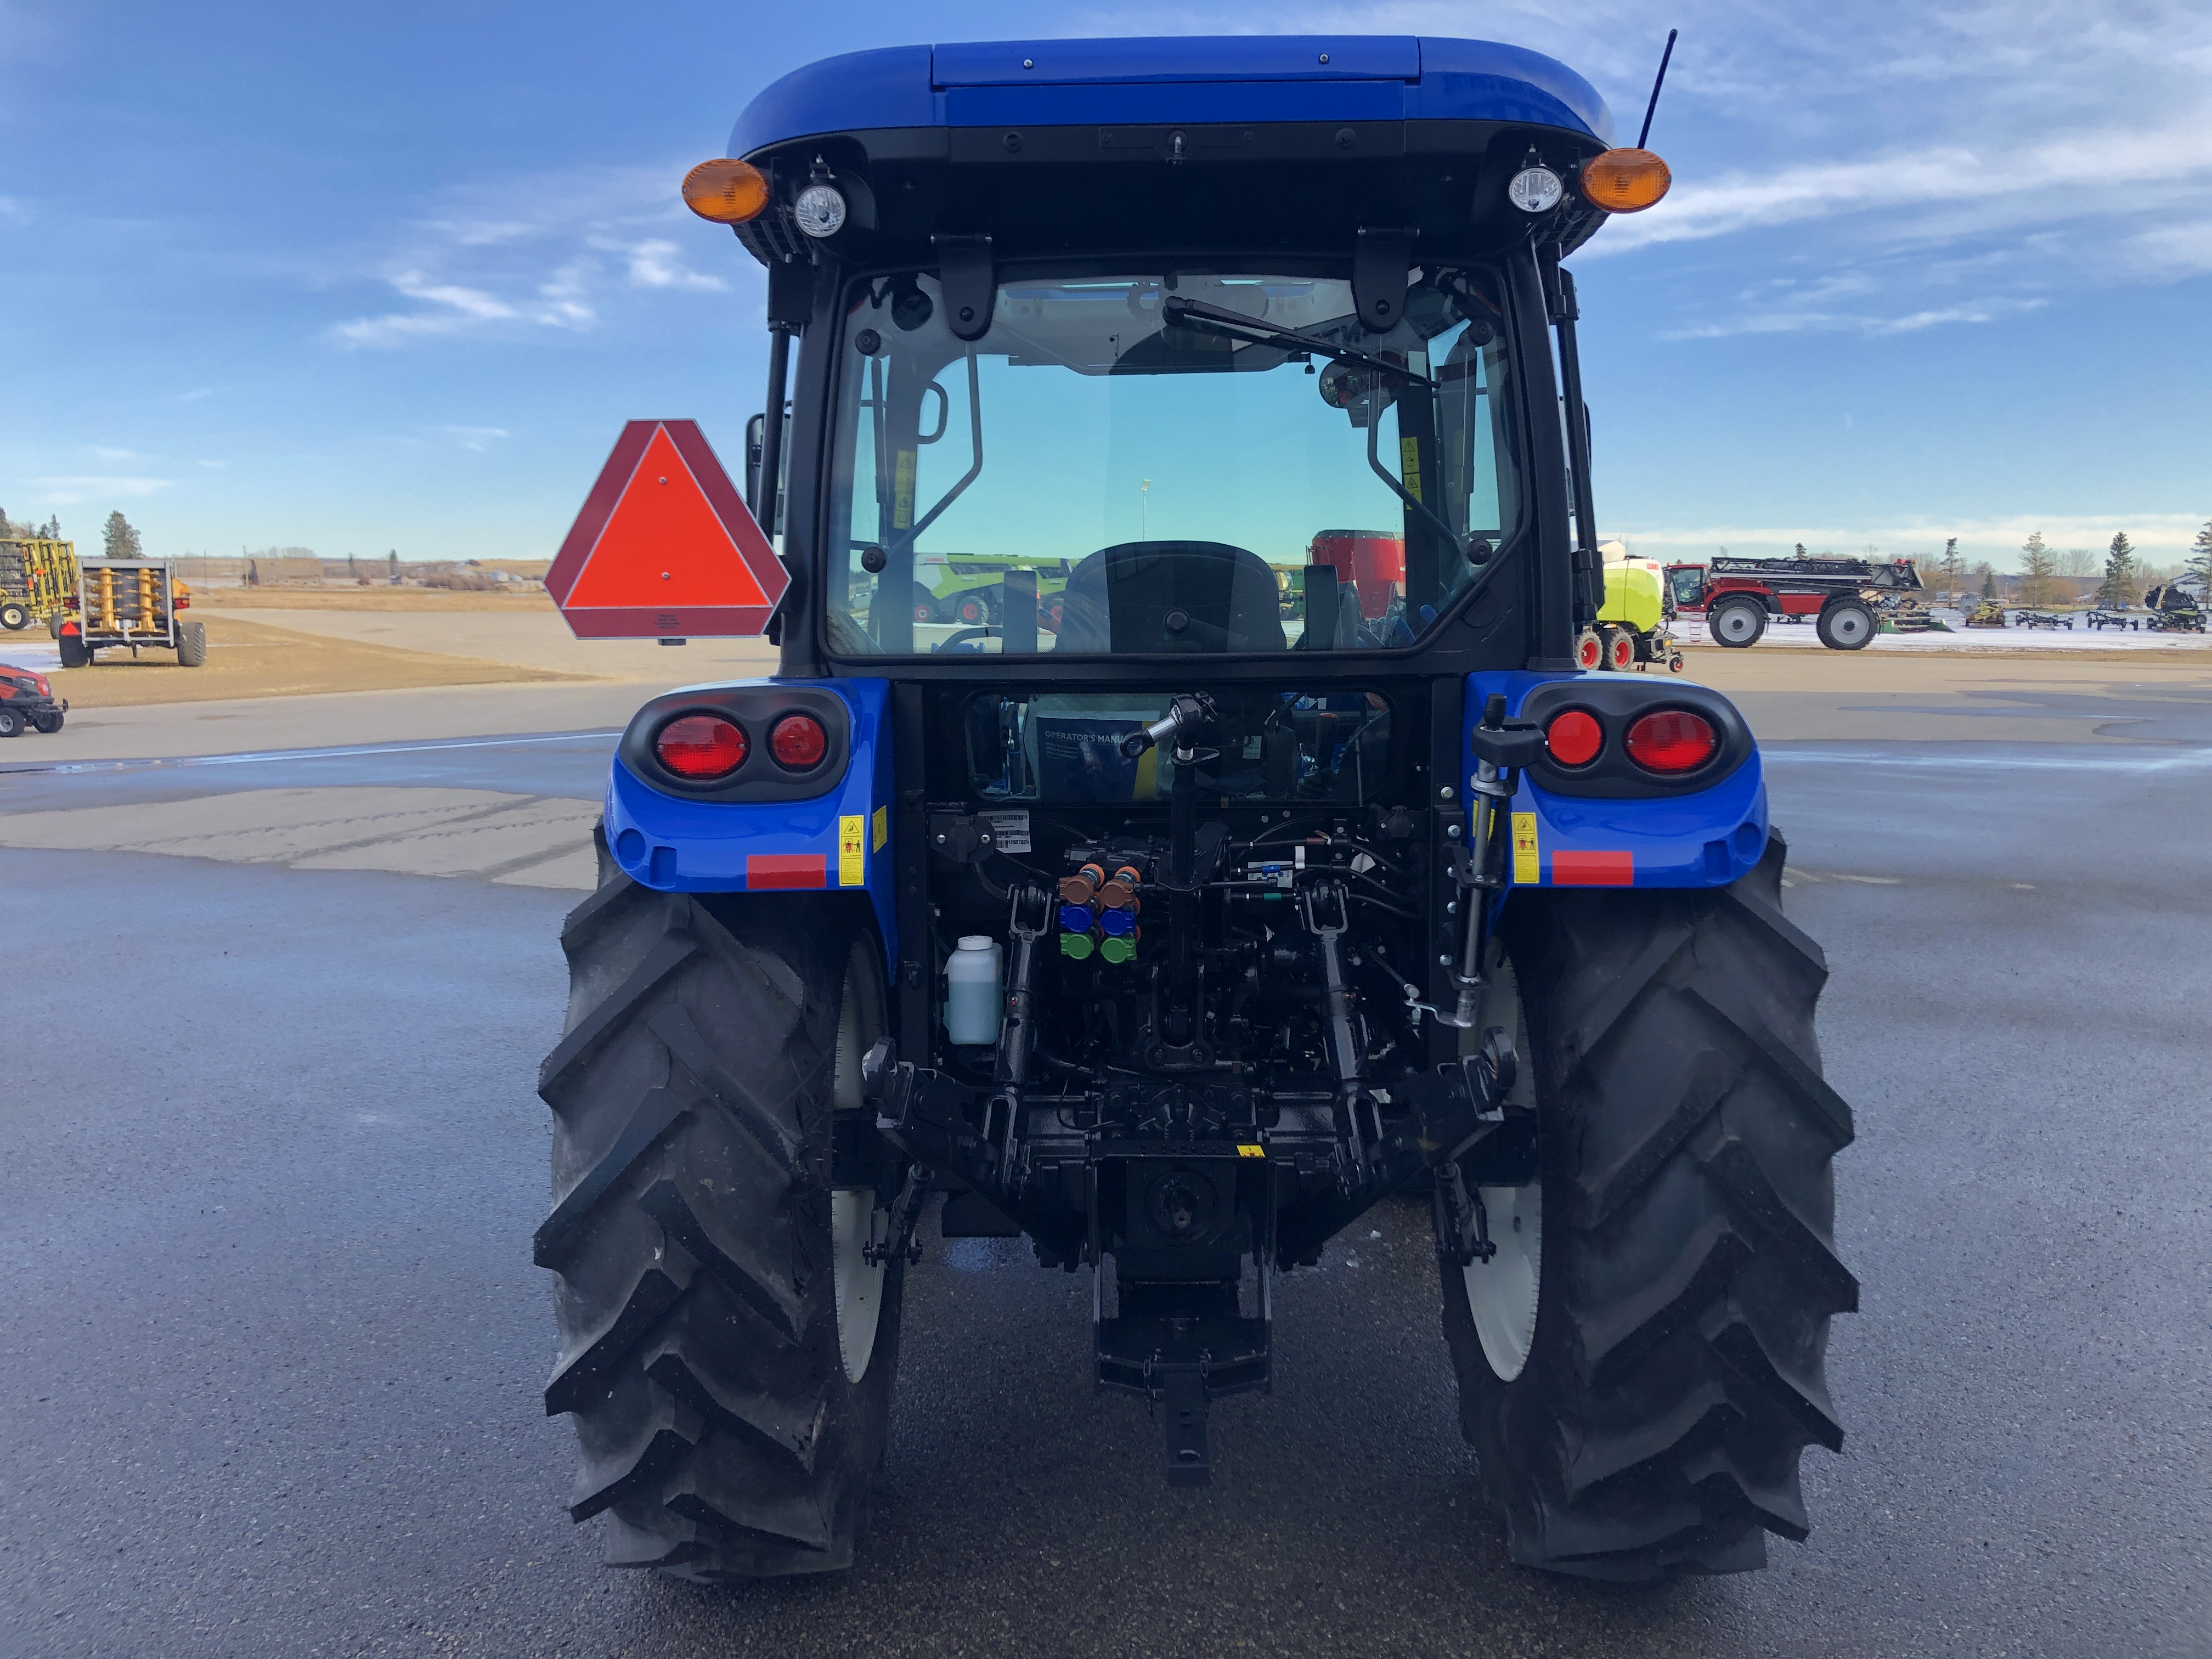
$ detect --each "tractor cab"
[537,35,1854,1590]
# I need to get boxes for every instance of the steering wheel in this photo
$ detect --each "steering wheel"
[933,626,997,653]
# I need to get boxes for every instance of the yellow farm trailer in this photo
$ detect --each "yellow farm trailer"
[58,558,205,667]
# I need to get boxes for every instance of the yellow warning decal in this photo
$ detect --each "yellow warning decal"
[1399,436,1424,503]
[838,815,866,887]
[872,805,889,852]
[892,451,916,529]
[1237,1143,1266,1158]
[1511,811,1539,885]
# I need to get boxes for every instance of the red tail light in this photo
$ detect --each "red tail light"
[1545,709,1603,768]
[656,714,748,778]
[769,713,827,769]
[1625,710,1718,773]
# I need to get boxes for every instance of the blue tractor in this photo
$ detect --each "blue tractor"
[537,35,1855,1583]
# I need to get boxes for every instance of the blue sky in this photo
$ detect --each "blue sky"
[2,0,2207,572]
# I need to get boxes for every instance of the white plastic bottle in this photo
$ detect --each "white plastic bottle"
[944,935,1004,1046]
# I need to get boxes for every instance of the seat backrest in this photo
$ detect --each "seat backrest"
[1055,541,1287,654]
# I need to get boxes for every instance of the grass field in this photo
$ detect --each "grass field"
[42,614,584,708]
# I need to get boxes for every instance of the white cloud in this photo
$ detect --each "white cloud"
[432,425,509,452]
[1595,125,2212,263]
[32,475,173,505]
[1115,0,2212,335]
[328,162,743,349]
[601,237,727,292]
[88,445,142,461]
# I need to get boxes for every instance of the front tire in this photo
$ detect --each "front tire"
[1709,600,1766,648]
[0,707,21,737]
[536,836,905,1579]
[1440,832,1855,1579]
[1816,601,1874,651]
[0,602,27,630]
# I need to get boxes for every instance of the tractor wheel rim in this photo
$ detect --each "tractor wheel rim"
[1718,607,1757,642]
[1833,611,1869,642]
[1459,951,1543,1383]
[830,957,887,1385]
[1465,1181,1542,1381]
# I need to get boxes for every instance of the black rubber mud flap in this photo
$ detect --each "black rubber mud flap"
[1440,830,1854,1579]
[538,828,904,1579]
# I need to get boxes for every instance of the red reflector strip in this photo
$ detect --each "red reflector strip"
[746,854,827,890]
[1552,850,1634,886]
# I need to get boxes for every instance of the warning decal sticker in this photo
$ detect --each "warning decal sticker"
[1511,812,1539,885]
[872,806,889,852]
[838,815,866,888]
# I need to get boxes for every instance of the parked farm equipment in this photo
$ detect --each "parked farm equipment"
[1667,554,1922,650]
[58,559,204,668]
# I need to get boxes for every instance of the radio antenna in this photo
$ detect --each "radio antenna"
[1636,29,1679,150]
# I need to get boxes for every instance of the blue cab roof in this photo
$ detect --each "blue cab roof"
[730,36,1616,159]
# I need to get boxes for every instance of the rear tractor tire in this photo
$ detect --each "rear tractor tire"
[536,834,906,1579]
[1438,831,1855,1579]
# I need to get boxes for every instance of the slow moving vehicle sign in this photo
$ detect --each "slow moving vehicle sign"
[546,419,785,639]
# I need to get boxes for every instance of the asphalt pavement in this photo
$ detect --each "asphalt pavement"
[2,718,2208,1657]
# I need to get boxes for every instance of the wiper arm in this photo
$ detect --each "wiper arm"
[1364,413,1488,568]
[1160,296,1436,388]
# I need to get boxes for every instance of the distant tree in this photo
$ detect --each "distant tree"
[1936,537,1963,597]
[1792,541,1808,560]
[2097,532,2137,610]
[41,517,61,540]
[2056,545,2098,584]
[2188,521,2212,588]
[1980,567,1997,599]
[388,550,400,584]
[103,511,144,560]
[2017,530,2057,607]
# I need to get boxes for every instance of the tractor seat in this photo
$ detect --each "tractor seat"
[1054,541,1286,654]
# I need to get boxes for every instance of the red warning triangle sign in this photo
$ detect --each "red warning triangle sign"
[546,420,786,638]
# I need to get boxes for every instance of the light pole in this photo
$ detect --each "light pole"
[1140,478,1150,541]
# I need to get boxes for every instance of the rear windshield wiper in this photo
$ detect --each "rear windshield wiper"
[1160,296,1435,388]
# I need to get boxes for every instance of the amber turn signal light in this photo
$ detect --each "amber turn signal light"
[1579,148,1672,213]
[682,158,771,224]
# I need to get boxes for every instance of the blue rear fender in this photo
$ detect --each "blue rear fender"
[603,676,898,971]
[1466,670,1770,891]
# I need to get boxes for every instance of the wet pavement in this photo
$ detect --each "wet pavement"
[2,729,2208,1657]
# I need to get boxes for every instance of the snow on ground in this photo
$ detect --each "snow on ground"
[0,638,61,672]
[1674,611,2211,654]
